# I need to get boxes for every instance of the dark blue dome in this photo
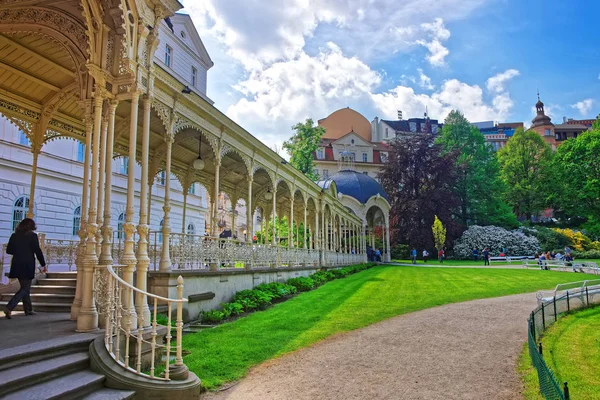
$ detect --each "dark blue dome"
[318,170,389,204]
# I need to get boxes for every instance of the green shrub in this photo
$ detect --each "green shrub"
[155,313,169,326]
[220,302,244,318]
[232,289,274,311]
[331,269,349,279]
[287,277,315,292]
[253,282,297,299]
[572,250,600,259]
[200,310,224,324]
[391,244,410,260]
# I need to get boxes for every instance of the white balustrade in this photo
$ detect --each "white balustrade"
[103,265,188,380]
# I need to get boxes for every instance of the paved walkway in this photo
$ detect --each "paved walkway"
[204,293,536,400]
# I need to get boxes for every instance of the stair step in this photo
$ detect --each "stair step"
[37,278,77,287]
[0,301,71,313]
[30,285,76,295]
[2,370,105,400]
[0,352,89,397]
[80,388,136,400]
[0,293,74,303]
[0,334,97,372]
[45,272,77,279]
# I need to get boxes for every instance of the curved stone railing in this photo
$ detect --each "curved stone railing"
[103,265,188,381]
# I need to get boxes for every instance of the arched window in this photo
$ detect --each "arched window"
[73,206,81,237]
[187,223,195,235]
[158,220,164,243]
[117,213,125,240]
[12,196,29,231]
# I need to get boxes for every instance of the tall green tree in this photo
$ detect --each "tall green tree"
[436,110,517,228]
[551,120,600,236]
[284,119,325,181]
[497,128,553,219]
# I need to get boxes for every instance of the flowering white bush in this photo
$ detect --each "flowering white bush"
[453,225,540,259]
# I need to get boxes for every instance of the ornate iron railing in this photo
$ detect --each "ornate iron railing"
[102,265,188,381]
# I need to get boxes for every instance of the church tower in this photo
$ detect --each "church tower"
[530,92,556,149]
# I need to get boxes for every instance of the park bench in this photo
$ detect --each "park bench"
[489,255,532,263]
[536,279,600,305]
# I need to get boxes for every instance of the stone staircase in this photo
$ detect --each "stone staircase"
[0,271,76,313]
[0,334,135,399]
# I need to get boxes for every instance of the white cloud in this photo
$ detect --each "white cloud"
[180,0,494,146]
[225,43,381,146]
[416,18,451,66]
[417,68,434,90]
[372,76,517,123]
[570,99,594,116]
[486,69,520,93]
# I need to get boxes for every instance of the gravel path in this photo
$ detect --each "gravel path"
[203,293,536,400]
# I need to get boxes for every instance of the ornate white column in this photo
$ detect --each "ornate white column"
[135,96,152,324]
[77,90,104,332]
[271,187,277,246]
[95,118,108,256]
[231,197,237,237]
[246,177,253,243]
[385,216,391,262]
[71,116,92,320]
[303,203,307,249]
[120,92,140,329]
[100,100,118,267]
[159,134,174,272]
[181,192,188,234]
[289,194,294,248]
[26,145,41,219]
[211,157,221,236]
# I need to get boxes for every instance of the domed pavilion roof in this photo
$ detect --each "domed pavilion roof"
[318,169,389,204]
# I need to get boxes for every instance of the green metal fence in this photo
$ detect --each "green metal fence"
[527,285,600,399]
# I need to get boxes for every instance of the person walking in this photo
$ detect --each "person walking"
[411,248,417,264]
[375,248,381,262]
[483,248,490,266]
[472,248,478,261]
[3,218,46,319]
[422,249,429,263]
[438,249,444,263]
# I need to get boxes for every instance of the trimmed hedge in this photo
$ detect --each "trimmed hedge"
[199,263,374,324]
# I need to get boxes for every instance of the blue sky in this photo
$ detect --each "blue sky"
[182,0,599,150]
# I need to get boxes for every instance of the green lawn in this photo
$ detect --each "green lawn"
[521,306,600,399]
[183,265,580,390]
[394,258,515,266]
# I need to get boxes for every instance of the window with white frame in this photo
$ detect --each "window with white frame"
[317,148,324,160]
[72,206,81,236]
[165,45,172,67]
[187,223,195,235]
[119,157,129,175]
[117,213,125,240]
[12,195,29,231]
[314,169,319,177]
[380,152,388,163]
[323,169,329,179]
[157,171,166,185]
[77,142,85,162]
[188,184,195,195]
[362,153,368,162]
[158,220,164,243]
[191,66,198,87]
[18,130,28,146]
[385,127,389,138]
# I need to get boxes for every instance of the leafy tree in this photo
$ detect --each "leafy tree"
[551,121,600,233]
[432,215,447,251]
[284,119,325,181]
[437,110,517,228]
[497,128,553,219]
[379,134,464,250]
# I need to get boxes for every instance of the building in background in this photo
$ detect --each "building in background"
[314,108,390,181]
[473,121,524,152]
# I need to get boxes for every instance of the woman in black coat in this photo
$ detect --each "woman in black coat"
[3,218,46,319]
